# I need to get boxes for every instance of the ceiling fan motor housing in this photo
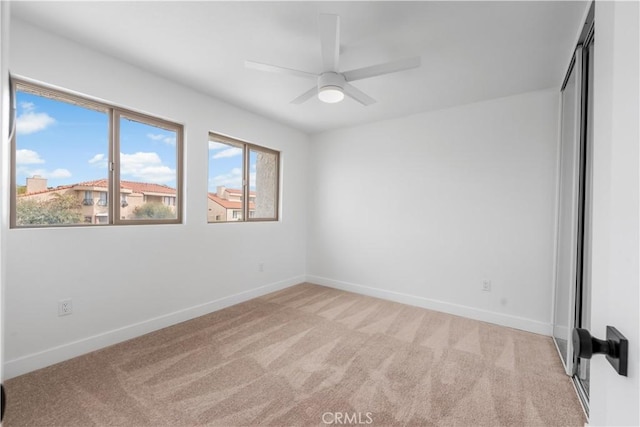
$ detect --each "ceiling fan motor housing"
[318,72,346,91]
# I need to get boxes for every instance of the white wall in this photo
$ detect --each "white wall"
[3,19,309,378]
[308,89,560,334]
[0,1,11,383]
[590,1,639,425]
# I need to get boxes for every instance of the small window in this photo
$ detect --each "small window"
[97,192,108,206]
[208,133,279,223]
[83,191,94,206]
[11,79,183,227]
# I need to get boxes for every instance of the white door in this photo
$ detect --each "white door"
[588,1,639,425]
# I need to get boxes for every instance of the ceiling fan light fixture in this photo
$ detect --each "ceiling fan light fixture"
[246,15,420,107]
[318,85,344,103]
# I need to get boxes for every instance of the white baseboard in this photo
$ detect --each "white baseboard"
[4,275,304,380]
[4,274,552,379]
[306,275,552,336]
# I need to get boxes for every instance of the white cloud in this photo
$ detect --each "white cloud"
[147,133,165,141]
[148,133,176,146]
[133,165,175,183]
[209,141,228,151]
[209,169,257,192]
[120,152,175,183]
[17,112,56,135]
[48,168,73,179]
[16,102,55,135]
[121,152,161,171]
[209,167,242,190]
[20,102,35,112]
[20,167,72,179]
[88,153,106,165]
[212,147,242,159]
[16,149,45,165]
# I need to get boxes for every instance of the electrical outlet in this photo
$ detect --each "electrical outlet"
[482,280,492,292]
[258,263,264,272]
[58,299,73,316]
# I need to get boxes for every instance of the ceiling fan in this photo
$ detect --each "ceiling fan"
[245,14,421,106]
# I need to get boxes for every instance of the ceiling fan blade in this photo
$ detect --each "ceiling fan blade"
[343,83,376,106]
[245,60,318,80]
[343,57,421,82]
[291,86,318,104]
[319,14,340,72]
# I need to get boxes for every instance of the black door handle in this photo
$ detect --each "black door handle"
[572,326,628,376]
[1,383,5,421]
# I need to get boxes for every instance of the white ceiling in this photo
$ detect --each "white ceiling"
[11,1,588,135]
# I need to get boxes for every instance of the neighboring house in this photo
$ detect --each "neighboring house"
[19,176,177,223]
[207,186,255,222]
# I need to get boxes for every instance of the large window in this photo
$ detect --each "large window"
[11,80,183,227]
[208,133,279,223]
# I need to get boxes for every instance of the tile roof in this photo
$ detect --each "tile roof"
[75,179,176,195]
[20,179,177,197]
[120,180,176,195]
[72,179,109,189]
[224,188,256,196]
[208,193,255,210]
[19,184,74,197]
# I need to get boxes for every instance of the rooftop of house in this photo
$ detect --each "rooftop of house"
[224,188,256,196]
[73,179,177,196]
[20,178,177,197]
[208,193,255,210]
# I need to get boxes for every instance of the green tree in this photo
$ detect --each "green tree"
[133,202,175,219]
[16,193,83,226]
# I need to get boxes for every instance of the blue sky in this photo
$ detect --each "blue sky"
[16,89,251,193]
[16,90,178,189]
[208,141,256,193]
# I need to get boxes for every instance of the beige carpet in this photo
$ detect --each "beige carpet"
[4,283,585,426]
